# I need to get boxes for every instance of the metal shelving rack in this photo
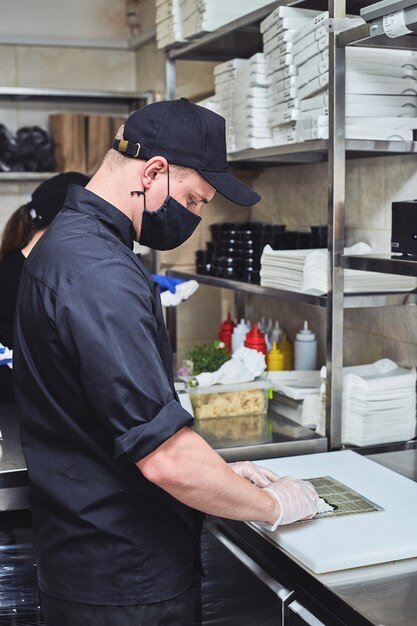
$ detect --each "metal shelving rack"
[168,270,417,309]
[0,87,155,181]
[164,1,417,453]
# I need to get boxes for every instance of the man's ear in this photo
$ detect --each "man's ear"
[141,157,168,190]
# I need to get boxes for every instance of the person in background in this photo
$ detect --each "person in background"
[13,100,318,626]
[0,172,89,404]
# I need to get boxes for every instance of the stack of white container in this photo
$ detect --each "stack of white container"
[213,59,246,153]
[156,0,184,50]
[232,53,273,152]
[292,11,330,142]
[345,47,417,141]
[297,43,417,142]
[180,0,271,40]
[261,6,321,145]
[260,4,416,144]
[316,360,417,446]
[213,54,272,153]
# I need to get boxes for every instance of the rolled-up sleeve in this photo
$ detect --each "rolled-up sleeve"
[56,257,193,463]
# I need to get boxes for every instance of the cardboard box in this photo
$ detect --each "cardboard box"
[49,113,86,173]
[86,115,112,174]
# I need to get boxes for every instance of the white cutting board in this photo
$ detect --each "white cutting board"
[253,450,417,573]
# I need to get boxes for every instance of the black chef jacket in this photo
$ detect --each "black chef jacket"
[14,185,201,606]
[0,250,24,403]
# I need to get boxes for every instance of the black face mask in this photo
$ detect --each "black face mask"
[138,195,201,250]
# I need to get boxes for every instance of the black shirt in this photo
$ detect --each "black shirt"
[0,250,25,404]
[14,185,200,605]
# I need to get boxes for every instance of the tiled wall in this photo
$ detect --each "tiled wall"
[251,154,417,368]
[0,0,130,41]
[168,151,417,370]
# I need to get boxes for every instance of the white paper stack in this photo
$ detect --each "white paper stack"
[213,58,247,152]
[180,0,271,39]
[261,6,320,145]
[260,242,417,294]
[267,370,322,428]
[344,47,417,141]
[316,359,417,446]
[272,393,323,428]
[232,53,273,151]
[156,0,184,49]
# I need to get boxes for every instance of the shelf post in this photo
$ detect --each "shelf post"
[165,55,176,100]
[327,1,346,450]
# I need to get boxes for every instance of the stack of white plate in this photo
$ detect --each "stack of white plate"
[260,242,417,294]
[316,359,417,446]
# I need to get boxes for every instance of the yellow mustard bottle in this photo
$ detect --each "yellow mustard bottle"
[266,341,284,371]
[277,333,294,370]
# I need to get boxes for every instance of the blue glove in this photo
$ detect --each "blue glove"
[152,275,185,294]
[0,344,13,368]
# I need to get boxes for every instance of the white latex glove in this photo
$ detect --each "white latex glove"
[160,280,199,306]
[229,461,280,488]
[257,476,319,531]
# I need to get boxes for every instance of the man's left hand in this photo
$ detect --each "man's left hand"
[229,461,280,488]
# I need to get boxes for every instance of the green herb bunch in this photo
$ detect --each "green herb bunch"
[186,340,230,375]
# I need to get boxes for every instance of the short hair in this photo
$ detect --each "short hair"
[169,164,194,180]
[101,124,130,172]
[102,124,196,180]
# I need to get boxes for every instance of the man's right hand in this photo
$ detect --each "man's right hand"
[263,476,319,529]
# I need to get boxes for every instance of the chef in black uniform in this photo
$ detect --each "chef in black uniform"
[13,99,318,626]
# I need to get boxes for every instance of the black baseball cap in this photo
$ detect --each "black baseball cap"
[112,98,261,207]
[27,171,90,227]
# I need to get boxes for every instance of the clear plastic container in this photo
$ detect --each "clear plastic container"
[189,380,271,447]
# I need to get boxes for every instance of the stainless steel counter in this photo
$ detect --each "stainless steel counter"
[3,399,417,624]
[212,410,327,462]
[0,404,28,510]
[216,447,417,626]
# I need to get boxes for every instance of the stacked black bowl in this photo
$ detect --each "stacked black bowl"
[196,223,329,284]
[196,222,286,284]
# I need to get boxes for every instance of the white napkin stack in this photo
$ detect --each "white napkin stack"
[267,370,322,428]
[260,242,417,294]
[317,359,417,446]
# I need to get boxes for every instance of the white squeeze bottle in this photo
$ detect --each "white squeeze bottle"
[231,319,249,354]
[270,320,282,345]
[294,321,317,370]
